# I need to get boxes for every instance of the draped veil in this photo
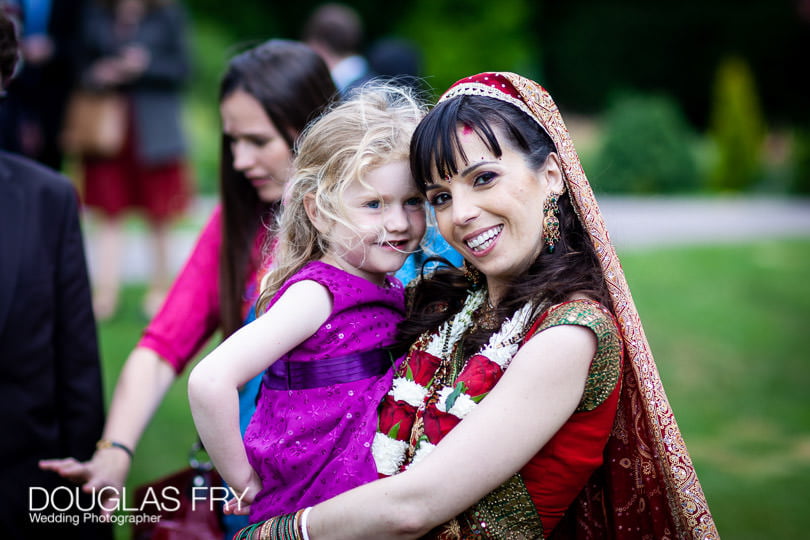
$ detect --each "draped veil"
[439,73,718,539]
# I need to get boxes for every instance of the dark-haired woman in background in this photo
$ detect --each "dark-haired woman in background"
[40,40,337,538]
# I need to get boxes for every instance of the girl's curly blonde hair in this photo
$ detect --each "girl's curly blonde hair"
[256,82,427,313]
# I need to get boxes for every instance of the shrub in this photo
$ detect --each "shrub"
[591,92,700,193]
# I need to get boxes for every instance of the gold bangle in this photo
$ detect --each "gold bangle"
[259,517,273,540]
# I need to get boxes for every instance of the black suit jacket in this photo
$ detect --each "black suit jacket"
[0,151,109,538]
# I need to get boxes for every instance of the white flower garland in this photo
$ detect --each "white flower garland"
[374,289,536,476]
[424,288,487,359]
[408,440,436,468]
[371,432,408,476]
[480,302,535,369]
[435,386,477,418]
[389,377,428,407]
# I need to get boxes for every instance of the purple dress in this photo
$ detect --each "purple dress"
[243,261,404,521]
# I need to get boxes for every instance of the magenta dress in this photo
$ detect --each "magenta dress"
[243,261,404,521]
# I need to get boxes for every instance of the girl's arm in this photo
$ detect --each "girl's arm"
[306,323,597,539]
[188,280,333,497]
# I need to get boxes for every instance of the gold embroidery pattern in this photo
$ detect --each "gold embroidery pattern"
[534,299,622,411]
[434,475,544,539]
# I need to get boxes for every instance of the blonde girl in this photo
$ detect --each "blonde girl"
[188,83,427,525]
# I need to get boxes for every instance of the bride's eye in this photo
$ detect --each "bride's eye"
[429,192,451,207]
[473,171,496,187]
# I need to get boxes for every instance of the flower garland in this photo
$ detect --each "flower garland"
[373,289,536,476]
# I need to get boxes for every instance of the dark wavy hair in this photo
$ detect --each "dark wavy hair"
[218,39,336,338]
[400,95,611,356]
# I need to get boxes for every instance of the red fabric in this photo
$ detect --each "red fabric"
[523,382,621,535]
[514,303,622,536]
[81,100,191,223]
[550,361,682,539]
[377,298,624,537]
[446,72,524,100]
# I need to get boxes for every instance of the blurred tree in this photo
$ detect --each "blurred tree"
[178,0,807,194]
[708,56,766,192]
[394,0,540,97]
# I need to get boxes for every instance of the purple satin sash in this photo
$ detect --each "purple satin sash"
[262,348,394,390]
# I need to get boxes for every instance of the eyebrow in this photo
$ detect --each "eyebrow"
[460,160,497,177]
[424,159,499,191]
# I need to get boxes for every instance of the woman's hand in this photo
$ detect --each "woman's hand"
[38,448,131,517]
[118,44,150,78]
[223,470,261,516]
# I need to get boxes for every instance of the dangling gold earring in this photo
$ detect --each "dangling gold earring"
[543,192,562,253]
[463,259,483,290]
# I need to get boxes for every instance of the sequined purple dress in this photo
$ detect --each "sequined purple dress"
[244,261,404,521]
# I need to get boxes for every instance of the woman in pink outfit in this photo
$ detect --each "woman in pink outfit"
[39,40,336,524]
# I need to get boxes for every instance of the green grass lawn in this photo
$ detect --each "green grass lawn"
[98,238,810,538]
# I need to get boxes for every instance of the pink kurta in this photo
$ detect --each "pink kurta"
[138,205,265,372]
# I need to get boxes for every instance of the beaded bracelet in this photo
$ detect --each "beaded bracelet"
[234,522,262,540]
[234,507,311,540]
[95,439,134,460]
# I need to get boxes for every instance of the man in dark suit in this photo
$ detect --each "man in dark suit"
[0,13,111,538]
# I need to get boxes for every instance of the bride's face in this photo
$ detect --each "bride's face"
[425,125,563,300]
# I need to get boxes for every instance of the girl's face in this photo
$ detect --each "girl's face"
[220,89,294,203]
[425,125,563,301]
[315,160,427,286]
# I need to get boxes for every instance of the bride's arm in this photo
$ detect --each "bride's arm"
[306,323,597,539]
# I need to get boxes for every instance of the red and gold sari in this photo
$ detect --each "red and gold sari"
[372,73,718,540]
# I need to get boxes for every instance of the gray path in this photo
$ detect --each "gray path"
[82,195,810,284]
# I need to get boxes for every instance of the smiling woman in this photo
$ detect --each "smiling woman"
[423,125,562,302]
[237,72,718,540]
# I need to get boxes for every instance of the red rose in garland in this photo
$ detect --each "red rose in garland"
[421,404,462,444]
[402,348,442,387]
[456,354,504,398]
[377,393,416,440]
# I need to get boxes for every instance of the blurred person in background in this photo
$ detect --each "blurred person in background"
[0,0,84,170]
[40,39,337,539]
[367,36,424,95]
[0,12,110,538]
[303,2,373,96]
[74,0,193,321]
